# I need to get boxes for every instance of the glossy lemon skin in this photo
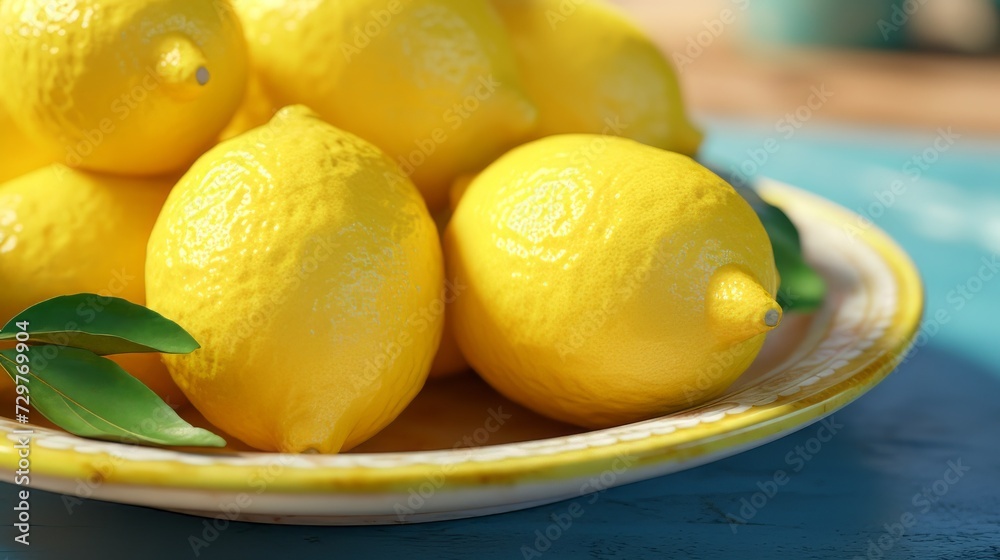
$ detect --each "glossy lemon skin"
[230,0,537,211]
[146,106,444,454]
[0,0,248,176]
[491,0,703,156]
[446,135,777,428]
[0,166,184,404]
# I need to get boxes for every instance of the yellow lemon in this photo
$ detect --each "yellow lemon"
[0,0,248,176]
[0,166,184,405]
[0,102,50,184]
[491,0,703,155]
[429,323,468,378]
[146,106,444,453]
[428,210,469,379]
[446,135,780,428]
[230,0,537,211]
[217,69,276,142]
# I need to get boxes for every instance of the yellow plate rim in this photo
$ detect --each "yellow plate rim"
[0,181,924,497]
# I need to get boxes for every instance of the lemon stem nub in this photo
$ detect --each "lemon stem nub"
[707,264,782,346]
[764,308,780,327]
[155,34,210,100]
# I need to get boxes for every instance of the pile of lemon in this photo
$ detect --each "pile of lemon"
[0,0,780,453]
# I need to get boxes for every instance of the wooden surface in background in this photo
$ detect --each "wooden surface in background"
[613,0,1000,134]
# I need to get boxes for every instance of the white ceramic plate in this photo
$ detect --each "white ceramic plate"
[0,181,923,525]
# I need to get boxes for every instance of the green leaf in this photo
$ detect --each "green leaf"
[731,182,801,253]
[700,162,828,312]
[0,294,199,355]
[774,242,827,312]
[0,346,224,448]
[730,182,827,312]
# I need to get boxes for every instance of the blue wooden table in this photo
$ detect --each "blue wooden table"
[3,120,999,559]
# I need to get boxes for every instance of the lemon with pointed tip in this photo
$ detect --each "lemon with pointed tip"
[146,106,444,454]
[446,135,780,428]
[230,0,537,211]
[0,165,184,404]
[491,0,702,156]
[0,0,248,175]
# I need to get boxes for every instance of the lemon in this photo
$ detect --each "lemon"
[146,106,444,454]
[0,102,50,184]
[0,166,184,405]
[0,0,248,176]
[491,0,703,156]
[446,135,780,428]
[428,210,469,379]
[429,324,468,378]
[230,0,537,211]
[217,69,276,142]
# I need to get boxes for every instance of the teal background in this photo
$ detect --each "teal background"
[747,0,907,48]
[2,120,999,559]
